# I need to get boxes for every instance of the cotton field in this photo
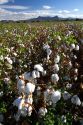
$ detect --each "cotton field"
[0,21,83,125]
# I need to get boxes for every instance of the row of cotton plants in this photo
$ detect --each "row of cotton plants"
[0,22,83,125]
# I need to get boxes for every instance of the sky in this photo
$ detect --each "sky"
[0,0,83,20]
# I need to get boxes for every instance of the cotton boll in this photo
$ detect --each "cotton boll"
[43,44,50,50]
[25,82,35,95]
[32,70,40,78]
[54,55,60,63]
[38,107,47,117]
[37,86,41,96]
[74,68,78,74]
[23,72,32,80]
[70,44,75,50]
[25,96,33,105]
[51,74,59,83]
[34,64,44,73]
[13,97,22,107]
[53,64,59,72]
[75,45,79,51]
[51,90,61,104]
[61,115,67,123]
[63,91,71,100]
[14,110,21,121]
[42,70,46,76]
[5,57,13,64]
[4,77,10,84]
[27,106,33,116]
[71,95,81,106]
[68,61,72,69]
[17,79,25,94]
[20,107,27,117]
[44,89,50,103]
[18,98,25,110]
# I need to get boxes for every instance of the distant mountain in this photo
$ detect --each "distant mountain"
[28,16,77,22]
[0,16,83,22]
[28,16,61,21]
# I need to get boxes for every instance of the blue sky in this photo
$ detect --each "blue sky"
[0,0,83,20]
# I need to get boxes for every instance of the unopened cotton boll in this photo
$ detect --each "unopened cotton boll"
[63,91,71,100]
[51,90,61,104]
[25,82,35,95]
[71,95,81,106]
[34,64,44,73]
[51,74,59,83]
[54,55,60,63]
[38,107,47,117]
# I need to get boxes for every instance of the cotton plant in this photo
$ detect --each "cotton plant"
[43,44,52,60]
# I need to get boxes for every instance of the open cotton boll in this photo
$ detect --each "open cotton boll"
[38,107,47,117]
[27,106,33,116]
[63,91,71,100]
[14,110,21,121]
[70,43,75,50]
[75,45,79,51]
[23,72,32,81]
[5,57,13,64]
[51,74,59,83]
[25,96,33,105]
[20,106,28,117]
[13,96,22,107]
[17,79,25,94]
[54,55,60,64]
[34,64,44,72]
[25,82,35,95]
[44,89,50,102]
[71,95,81,106]
[32,70,40,78]
[18,98,25,110]
[43,44,50,50]
[51,90,61,104]
[53,64,59,72]
[42,70,46,76]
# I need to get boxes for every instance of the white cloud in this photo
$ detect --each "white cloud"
[0,5,29,10]
[0,8,83,21]
[58,10,70,14]
[73,9,79,12]
[0,0,12,4]
[43,5,51,9]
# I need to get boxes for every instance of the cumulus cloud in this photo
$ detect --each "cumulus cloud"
[0,5,29,10]
[58,10,70,14]
[73,9,79,12]
[0,0,13,4]
[43,5,51,9]
[0,8,83,21]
